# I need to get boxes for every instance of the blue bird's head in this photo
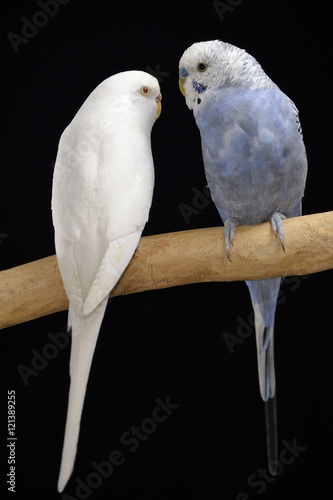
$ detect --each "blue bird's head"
[179,40,274,114]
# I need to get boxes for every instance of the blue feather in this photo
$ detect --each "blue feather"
[192,80,207,94]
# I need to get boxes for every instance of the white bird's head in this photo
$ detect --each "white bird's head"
[179,40,274,115]
[119,70,162,122]
[88,70,162,129]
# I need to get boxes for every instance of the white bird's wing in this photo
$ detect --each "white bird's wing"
[52,113,154,316]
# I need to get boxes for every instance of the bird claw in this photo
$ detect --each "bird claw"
[224,218,238,262]
[270,212,286,252]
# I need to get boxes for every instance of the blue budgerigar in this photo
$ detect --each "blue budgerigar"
[179,40,307,474]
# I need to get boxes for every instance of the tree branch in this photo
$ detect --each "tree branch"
[1,211,333,330]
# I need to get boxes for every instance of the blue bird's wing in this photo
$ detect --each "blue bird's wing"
[196,87,307,225]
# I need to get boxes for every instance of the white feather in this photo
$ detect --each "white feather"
[57,299,107,493]
[52,70,161,492]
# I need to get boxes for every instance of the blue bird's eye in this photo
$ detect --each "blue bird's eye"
[197,63,207,72]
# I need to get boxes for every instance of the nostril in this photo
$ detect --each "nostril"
[179,67,189,78]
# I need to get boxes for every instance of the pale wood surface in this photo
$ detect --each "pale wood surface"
[1,211,333,330]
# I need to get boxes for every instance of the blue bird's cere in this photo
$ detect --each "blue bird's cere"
[179,40,307,475]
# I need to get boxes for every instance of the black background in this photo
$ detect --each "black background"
[1,1,332,499]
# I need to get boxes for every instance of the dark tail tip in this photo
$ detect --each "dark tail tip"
[265,395,278,476]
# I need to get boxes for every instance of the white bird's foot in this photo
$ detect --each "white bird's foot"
[224,218,239,262]
[270,212,286,252]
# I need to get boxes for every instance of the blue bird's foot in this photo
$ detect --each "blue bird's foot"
[270,212,286,252]
[224,218,239,262]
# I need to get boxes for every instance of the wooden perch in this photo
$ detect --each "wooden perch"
[1,211,333,330]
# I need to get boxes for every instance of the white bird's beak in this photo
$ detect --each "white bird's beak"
[155,92,162,119]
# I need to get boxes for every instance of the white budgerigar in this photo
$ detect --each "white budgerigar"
[51,70,162,492]
[179,41,307,474]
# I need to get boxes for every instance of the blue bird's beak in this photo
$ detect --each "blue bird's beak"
[179,67,189,97]
[179,78,186,97]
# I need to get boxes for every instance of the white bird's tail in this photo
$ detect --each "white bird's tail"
[57,297,108,493]
[246,277,281,476]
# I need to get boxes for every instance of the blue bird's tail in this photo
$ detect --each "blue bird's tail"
[246,277,281,476]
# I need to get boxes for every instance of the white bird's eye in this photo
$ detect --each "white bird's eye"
[197,63,208,72]
[139,86,152,97]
